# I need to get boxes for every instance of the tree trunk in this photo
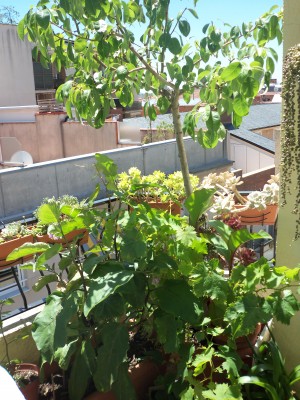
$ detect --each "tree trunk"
[171,91,192,198]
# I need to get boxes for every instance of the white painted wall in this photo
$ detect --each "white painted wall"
[0,24,36,106]
[230,137,274,173]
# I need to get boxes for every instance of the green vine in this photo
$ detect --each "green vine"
[281,44,300,239]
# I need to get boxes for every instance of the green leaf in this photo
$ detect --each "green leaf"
[116,66,128,79]
[147,104,157,121]
[37,203,61,225]
[202,383,243,400]
[94,323,129,392]
[239,376,280,400]
[188,8,198,19]
[69,345,91,400]
[35,243,62,269]
[155,280,203,324]
[179,20,191,37]
[74,37,87,52]
[233,96,249,117]
[185,189,215,227]
[84,270,134,316]
[168,37,182,55]
[94,153,118,184]
[117,273,147,308]
[33,274,58,292]
[112,363,136,400]
[154,313,182,353]
[266,57,275,74]
[36,9,50,29]
[6,242,50,261]
[32,294,77,363]
[54,339,78,370]
[157,96,170,114]
[93,293,125,319]
[221,62,242,81]
[17,19,25,40]
[120,228,147,260]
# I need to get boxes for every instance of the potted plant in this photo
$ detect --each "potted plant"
[7,155,300,400]
[0,298,40,400]
[240,338,300,399]
[201,172,279,225]
[34,195,89,246]
[0,222,34,268]
[115,167,200,215]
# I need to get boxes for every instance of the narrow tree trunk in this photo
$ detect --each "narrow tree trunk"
[171,91,193,197]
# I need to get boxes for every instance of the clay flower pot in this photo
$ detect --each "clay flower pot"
[84,360,161,400]
[0,235,34,268]
[132,199,181,215]
[234,204,278,225]
[13,363,40,400]
[36,229,88,246]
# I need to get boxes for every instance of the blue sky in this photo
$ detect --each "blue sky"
[10,0,283,80]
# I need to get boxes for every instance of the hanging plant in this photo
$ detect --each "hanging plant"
[280,44,300,238]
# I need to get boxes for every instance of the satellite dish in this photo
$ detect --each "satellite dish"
[10,151,33,165]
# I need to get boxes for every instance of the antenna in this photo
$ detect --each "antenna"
[9,151,33,166]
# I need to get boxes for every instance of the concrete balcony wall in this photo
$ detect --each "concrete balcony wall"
[0,136,231,222]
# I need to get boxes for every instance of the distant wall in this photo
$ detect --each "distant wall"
[0,136,231,221]
[0,24,36,106]
[230,136,274,173]
[0,113,119,162]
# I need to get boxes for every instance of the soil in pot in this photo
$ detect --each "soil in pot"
[39,373,68,400]
[13,363,40,400]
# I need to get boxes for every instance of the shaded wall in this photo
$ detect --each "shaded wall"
[0,24,36,106]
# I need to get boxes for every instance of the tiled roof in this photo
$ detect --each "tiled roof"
[123,103,281,131]
[230,128,275,153]
[121,103,281,153]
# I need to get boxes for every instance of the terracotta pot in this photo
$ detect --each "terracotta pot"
[213,323,262,350]
[14,363,40,400]
[84,360,161,400]
[132,199,181,215]
[234,204,278,225]
[36,229,88,246]
[0,235,34,268]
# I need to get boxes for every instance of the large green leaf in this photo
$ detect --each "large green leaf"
[155,280,203,324]
[112,363,136,400]
[179,20,191,37]
[36,9,50,29]
[68,345,91,400]
[239,376,281,400]
[84,270,134,316]
[120,228,147,260]
[233,96,249,117]
[221,62,242,81]
[6,242,51,261]
[93,323,129,392]
[32,293,77,363]
[185,189,215,227]
[168,37,182,55]
[33,274,59,292]
[37,203,61,225]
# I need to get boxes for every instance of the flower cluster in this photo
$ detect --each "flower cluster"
[116,168,199,202]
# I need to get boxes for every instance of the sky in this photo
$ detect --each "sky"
[9,0,283,81]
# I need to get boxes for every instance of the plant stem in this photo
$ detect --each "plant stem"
[171,90,192,197]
